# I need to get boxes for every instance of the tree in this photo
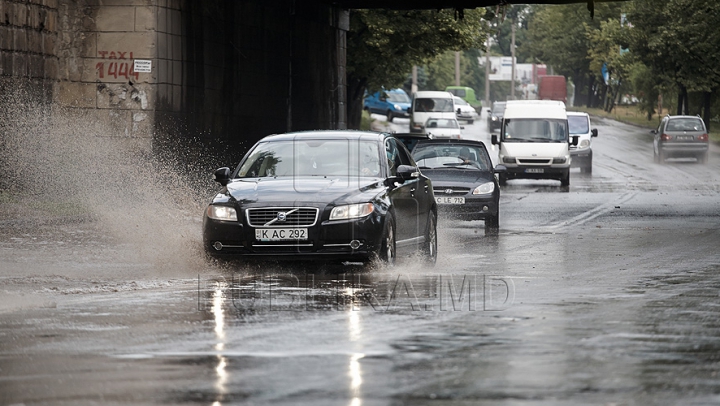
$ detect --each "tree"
[346,9,489,129]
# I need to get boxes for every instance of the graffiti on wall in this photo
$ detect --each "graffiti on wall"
[96,51,140,80]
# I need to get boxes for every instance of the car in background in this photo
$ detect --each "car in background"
[203,131,438,265]
[411,139,505,231]
[446,86,482,113]
[567,111,598,173]
[453,96,479,124]
[424,117,463,139]
[652,115,709,164]
[486,101,506,132]
[409,91,456,133]
[363,88,411,122]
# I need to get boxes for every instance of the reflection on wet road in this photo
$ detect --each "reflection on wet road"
[2,116,720,405]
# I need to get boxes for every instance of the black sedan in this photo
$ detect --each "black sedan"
[203,131,438,265]
[486,101,506,133]
[411,139,505,231]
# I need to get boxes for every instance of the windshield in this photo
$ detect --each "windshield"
[387,92,410,103]
[492,104,506,114]
[666,118,705,131]
[448,89,466,97]
[454,97,469,106]
[502,118,568,142]
[568,115,590,134]
[412,144,491,170]
[237,139,382,178]
[415,97,454,112]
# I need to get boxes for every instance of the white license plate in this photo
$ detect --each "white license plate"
[436,196,465,204]
[677,136,693,141]
[255,228,308,241]
[525,168,545,173]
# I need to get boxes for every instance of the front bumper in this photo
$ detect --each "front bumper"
[503,164,570,180]
[436,196,498,221]
[203,209,385,261]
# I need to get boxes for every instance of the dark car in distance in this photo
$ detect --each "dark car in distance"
[487,101,506,132]
[203,131,438,265]
[652,115,709,164]
[411,139,505,231]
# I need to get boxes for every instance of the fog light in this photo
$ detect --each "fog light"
[213,241,223,251]
[482,206,489,212]
[350,240,361,249]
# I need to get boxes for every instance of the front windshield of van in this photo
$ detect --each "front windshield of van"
[387,92,410,103]
[414,98,454,113]
[568,116,590,134]
[502,118,568,142]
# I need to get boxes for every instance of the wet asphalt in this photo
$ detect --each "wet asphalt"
[1,114,720,405]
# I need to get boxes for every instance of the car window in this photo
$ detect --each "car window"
[385,138,402,177]
[568,115,590,134]
[666,118,705,131]
[413,144,491,170]
[492,104,506,114]
[236,139,381,178]
[415,97,454,112]
[387,92,410,103]
[454,97,469,106]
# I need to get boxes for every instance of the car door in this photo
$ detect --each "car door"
[385,138,422,248]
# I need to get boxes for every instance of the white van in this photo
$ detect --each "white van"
[409,91,456,133]
[490,100,578,186]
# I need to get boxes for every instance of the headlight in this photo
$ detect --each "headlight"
[579,139,590,148]
[553,157,567,164]
[492,117,498,121]
[393,104,401,110]
[207,205,237,221]
[473,182,495,195]
[330,203,374,220]
[502,156,515,164]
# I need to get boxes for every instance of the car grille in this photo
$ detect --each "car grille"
[433,187,471,195]
[246,207,319,227]
[518,158,552,164]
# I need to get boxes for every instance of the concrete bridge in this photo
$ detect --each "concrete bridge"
[0,0,599,152]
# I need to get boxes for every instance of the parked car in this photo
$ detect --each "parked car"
[652,115,709,164]
[411,139,505,231]
[453,96,479,124]
[567,111,598,173]
[424,117,463,139]
[486,101,506,132]
[203,131,438,265]
[363,88,411,122]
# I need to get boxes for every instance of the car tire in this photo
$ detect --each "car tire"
[386,110,394,122]
[377,215,396,265]
[485,212,499,233]
[560,170,570,187]
[422,212,438,265]
[653,148,660,164]
[658,149,667,163]
[467,119,474,124]
[498,172,507,186]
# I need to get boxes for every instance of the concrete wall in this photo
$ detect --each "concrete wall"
[0,0,348,155]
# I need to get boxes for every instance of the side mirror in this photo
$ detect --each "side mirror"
[494,164,507,174]
[591,128,598,137]
[650,129,657,134]
[570,135,579,146]
[460,126,465,130]
[406,107,411,113]
[396,165,419,180]
[213,167,231,186]
[491,134,499,145]
[486,108,491,113]
[456,108,462,114]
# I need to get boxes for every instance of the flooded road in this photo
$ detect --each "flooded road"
[2,115,720,405]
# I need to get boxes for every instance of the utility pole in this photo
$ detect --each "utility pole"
[455,52,460,86]
[484,37,490,109]
[412,65,418,95]
[510,19,516,99]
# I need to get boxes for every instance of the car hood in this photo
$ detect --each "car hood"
[420,168,494,185]
[225,177,382,205]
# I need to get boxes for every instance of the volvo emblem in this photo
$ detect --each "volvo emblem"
[445,189,454,195]
[277,212,287,221]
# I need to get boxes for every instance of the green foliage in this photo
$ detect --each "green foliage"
[628,62,660,119]
[348,9,490,95]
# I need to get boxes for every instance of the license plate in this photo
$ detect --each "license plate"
[525,168,545,173]
[677,136,692,141]
[255,228,308,241]
[436,196,465,204]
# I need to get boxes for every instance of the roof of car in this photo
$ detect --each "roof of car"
[667,115,703,119]
[567,111,589,117]
[260,130,388,142]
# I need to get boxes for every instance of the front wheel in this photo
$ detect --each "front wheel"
[422,212,437,265]
[386,110,394,122]
[467,119,474,124]
[560,170,570,187]
[485,212,499,233]
[377,215,396,265]
[498,172,507,186]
